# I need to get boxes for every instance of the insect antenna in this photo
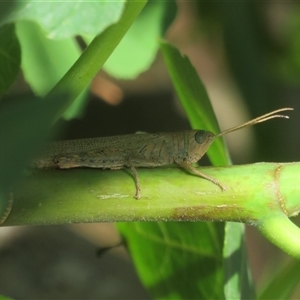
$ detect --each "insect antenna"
[214,107,294,138]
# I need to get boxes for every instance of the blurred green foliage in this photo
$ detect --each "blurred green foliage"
[1,1,300,299]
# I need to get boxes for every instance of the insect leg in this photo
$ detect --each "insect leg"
[127,160,141,199]
[177,162,226,191]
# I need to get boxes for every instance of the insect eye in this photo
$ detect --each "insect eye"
[195,130,206,144]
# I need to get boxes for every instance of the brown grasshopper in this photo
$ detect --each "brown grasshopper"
[33,108,293,199]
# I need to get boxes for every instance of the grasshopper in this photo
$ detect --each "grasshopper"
[33,108,293,199]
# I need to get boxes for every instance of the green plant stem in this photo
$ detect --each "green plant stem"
[258,215,300,259]
[5,162,300,257]
[46,0,146,121]
[4,162,300,225]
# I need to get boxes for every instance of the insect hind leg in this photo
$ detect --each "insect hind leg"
[177,161,226,191]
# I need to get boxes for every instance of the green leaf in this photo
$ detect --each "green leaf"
[46,0,147,122]
[0,294,13,300]
[16,21,81,96]
[159,41,253,299]
[2,2,137,119]
[102,1,177,79]
[15,20,87,119]
[223,223,255,299]
[0,1,20,23]
[0,95,65,192]
[0,93,65,224]
[116,41,230,299]
[0,23,20,97]
[1,1,125,39]
[118,222,224,299]
[160,40,229,166]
